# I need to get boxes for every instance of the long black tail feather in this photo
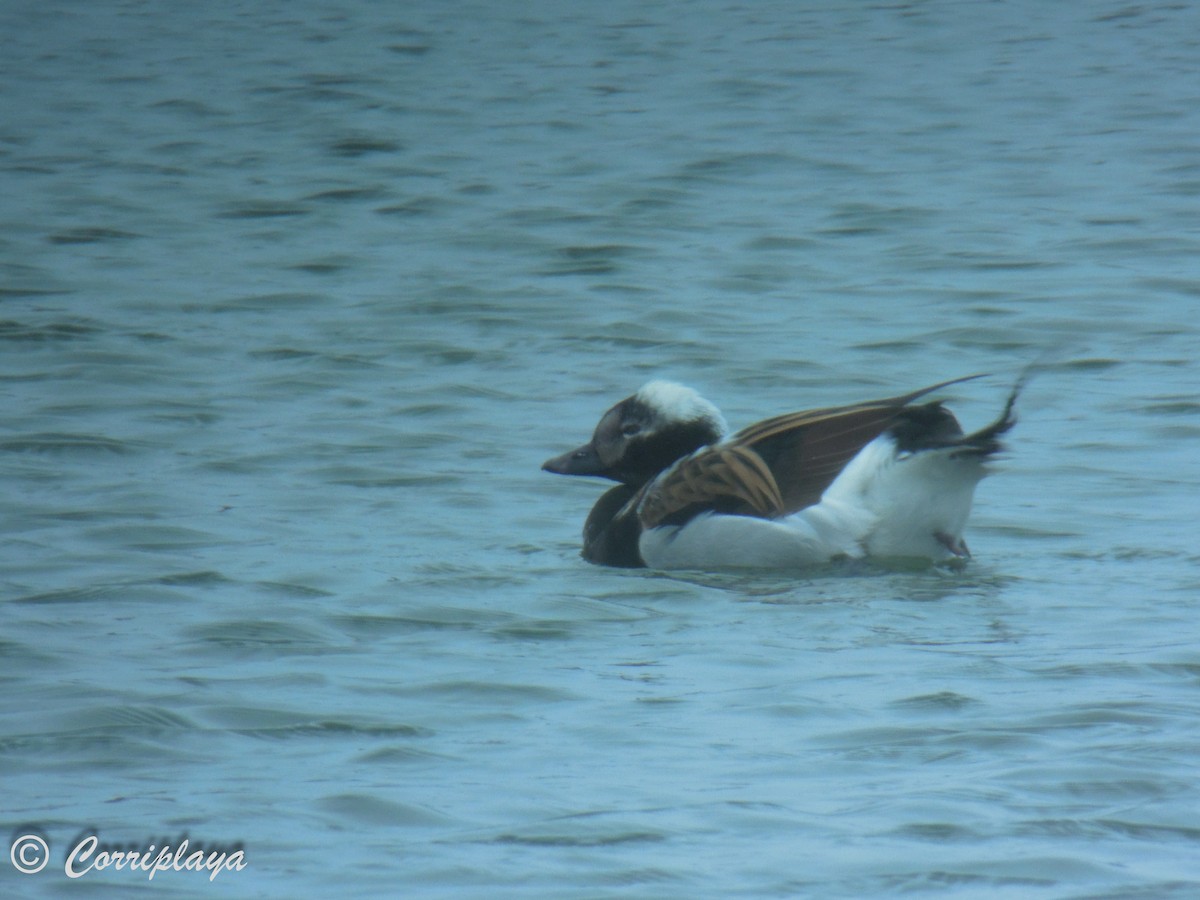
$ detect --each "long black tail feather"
[953,368,1029,458]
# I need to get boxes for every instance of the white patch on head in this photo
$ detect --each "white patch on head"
[634,381,728,436]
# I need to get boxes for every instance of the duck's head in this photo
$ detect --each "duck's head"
[542,381,728,487]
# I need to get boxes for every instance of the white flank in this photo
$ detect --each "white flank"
[839,438,989,559]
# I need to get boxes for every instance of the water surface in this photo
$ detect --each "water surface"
[2,1,1199,897]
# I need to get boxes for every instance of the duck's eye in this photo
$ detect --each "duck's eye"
[621,422,642,438]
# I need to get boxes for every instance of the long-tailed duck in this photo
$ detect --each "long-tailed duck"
[542,375,1019,569]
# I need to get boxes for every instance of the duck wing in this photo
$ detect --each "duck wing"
[638,375,984,528]
[637,444,787,528]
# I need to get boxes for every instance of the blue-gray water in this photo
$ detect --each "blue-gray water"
[3,1,1199,897]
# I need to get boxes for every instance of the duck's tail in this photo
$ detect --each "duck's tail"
[952,365,1036,459]
[886,368,1028,461]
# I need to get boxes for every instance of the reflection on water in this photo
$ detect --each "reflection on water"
[2,0,1199,896]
